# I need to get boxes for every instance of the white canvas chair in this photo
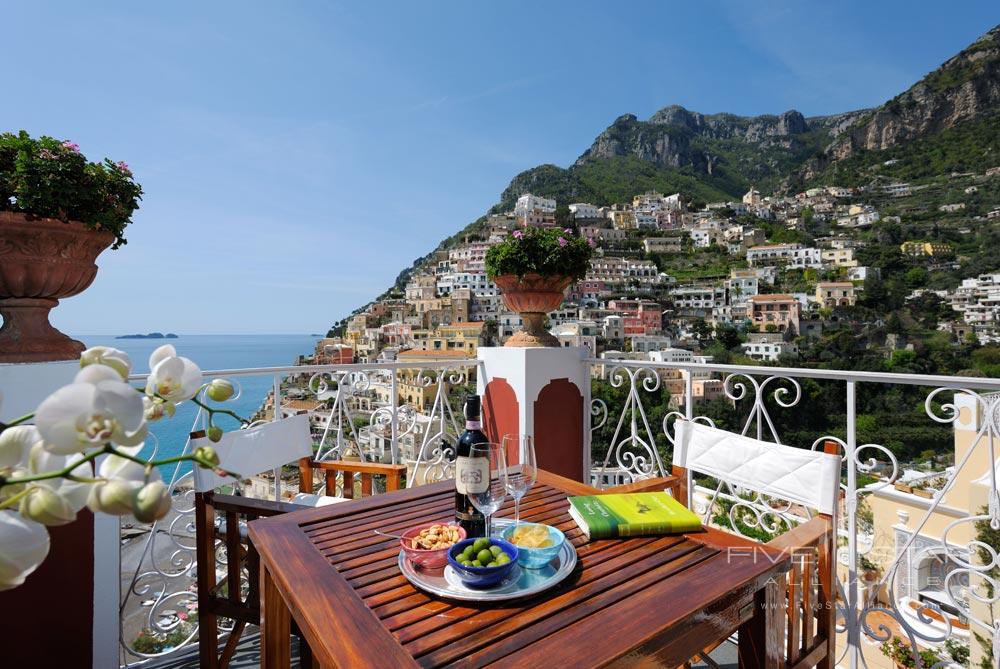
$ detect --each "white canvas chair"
[192,414,406,669]
[615,419,841,669]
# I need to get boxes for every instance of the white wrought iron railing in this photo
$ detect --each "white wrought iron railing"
[118,359,479,666]
[115,352,1000,667]
[587,358,1000,669]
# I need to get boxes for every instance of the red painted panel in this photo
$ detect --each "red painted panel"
[483,377,520,465]
[0,510,94,667]
[534,379,584,482]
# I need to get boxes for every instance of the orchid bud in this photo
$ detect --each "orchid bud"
[80,346,132,380]
[207,426,223,443]
[194,445,220,467]
[20,486,76,526]
[206,379,235,402]
[132,481,172,523]
[87,479,139,516]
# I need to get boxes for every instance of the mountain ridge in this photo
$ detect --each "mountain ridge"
[336,23,1000,326]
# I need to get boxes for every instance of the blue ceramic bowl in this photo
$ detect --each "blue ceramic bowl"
[501,523,565,569]
[447,538,519,588]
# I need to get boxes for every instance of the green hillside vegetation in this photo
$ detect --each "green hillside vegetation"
[813,111,1000,187]
[494,156,736,214]
[693,128,831,193]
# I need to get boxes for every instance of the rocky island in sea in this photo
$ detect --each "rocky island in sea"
[115,332,179,339]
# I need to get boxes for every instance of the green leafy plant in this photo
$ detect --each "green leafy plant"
[0,130,142,248]
[485,226,594,281]
[944,638,969,665]
[879,636,941,668]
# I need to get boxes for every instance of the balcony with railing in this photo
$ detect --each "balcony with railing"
[3,347,997,668]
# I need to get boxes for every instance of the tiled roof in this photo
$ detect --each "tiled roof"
[750,294,796,302]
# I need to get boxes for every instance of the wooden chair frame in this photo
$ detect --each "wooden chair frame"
[195,455,406,669]
[601,444,838,669]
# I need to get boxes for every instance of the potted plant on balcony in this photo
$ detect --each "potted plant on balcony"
[859,554,881,582]
[485,226,593,347]
[0,131,142,362]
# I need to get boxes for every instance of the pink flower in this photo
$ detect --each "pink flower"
[588,238,596,247]
[563,228,572,234]
[61,141,80,152]
[512,230,524,239]
[178,612,188,621]
[558,237,568,247]
[116,161,131,174]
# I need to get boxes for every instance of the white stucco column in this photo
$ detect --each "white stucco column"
[476,346,591,482]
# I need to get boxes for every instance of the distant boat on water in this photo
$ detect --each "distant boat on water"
[115,332,180,339]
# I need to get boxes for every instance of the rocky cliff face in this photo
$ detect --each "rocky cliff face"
[575,107,818,171]
[825,25,1000,161]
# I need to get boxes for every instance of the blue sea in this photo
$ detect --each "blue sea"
[77,334,321,479]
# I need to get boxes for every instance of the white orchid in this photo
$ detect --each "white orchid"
[142,396,176,422]
[145,345,203,402]
[80,346,132,380]
[0,511,50,591]
[0,346,236,590]
[0,425,38,472]
[34,373,147,455]
[86,445,151,515]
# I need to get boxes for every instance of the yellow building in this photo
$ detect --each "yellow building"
[410,321,484,356]
[900,241,953,257]
[815,281,856,307]
[853,393,993,668]
[610,210,636,230]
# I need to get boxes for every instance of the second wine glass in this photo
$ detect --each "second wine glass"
[467,442,507,538]
[501,434,537,525]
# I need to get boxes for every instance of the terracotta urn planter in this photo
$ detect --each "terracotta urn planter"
[493,273,572,348]
[0,212,114,362]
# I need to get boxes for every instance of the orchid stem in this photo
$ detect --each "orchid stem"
[0,488,31,511]
[0,445,235,488]
[0,412,36,431]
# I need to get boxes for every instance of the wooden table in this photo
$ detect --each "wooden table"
[248,470,790,669]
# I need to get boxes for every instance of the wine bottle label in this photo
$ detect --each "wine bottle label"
[455,456,489,494]
[465,420,482,430]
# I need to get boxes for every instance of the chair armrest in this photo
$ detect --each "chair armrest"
[765,515,834,552]
[210,492,303,516]
[298,458,407,495]
[305,459,407,476]
[600,475,681,495]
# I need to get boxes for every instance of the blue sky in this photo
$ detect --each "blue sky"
[3,1,997,334]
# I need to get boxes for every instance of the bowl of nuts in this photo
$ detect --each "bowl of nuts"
[400,522,466,569]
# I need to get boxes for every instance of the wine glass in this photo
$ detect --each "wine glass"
[467,442,508,538]
[501,434,537,525]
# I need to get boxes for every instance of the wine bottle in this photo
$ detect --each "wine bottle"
[454,394,488,537]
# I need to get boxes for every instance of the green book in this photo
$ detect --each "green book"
[567,492,702,540]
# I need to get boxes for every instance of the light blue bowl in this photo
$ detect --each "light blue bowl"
[501,523,565,569]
